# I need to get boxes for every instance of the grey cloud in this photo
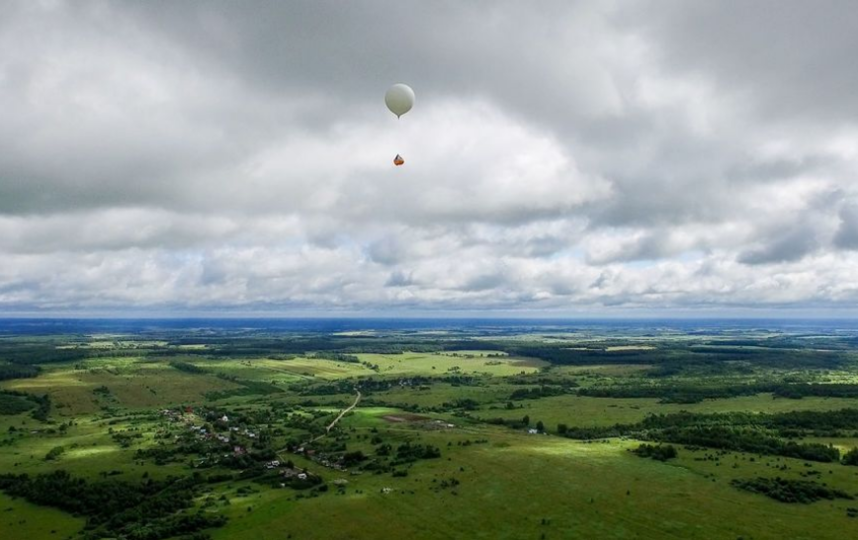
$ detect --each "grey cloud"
[460,273,507,292]
[738,189,847,264]
[630,0,858,124]
[726,155,832,184]
[122,1,626,121]
[588,231,682,265]
[384,270,414,288]
[367,237,405,266]
[834,202,858,250]
[1,1,858,313]
[516,236,570,258]
[738,227,820,265]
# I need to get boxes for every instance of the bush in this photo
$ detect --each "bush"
[45,446,66,460]
[631,444,677,461]
[843,447,858,466]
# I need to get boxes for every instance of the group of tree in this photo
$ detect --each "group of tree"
[503,345,659,366]
[635,409,858,439]
[0,470,226,539]
[731,476,854,504]
[556,409,858,463]
[111,430,144,448]
[631,443,678,461]
[577,383,774,403]
[443,398,480,411]
[435,339,850,372]
[304,374,478,398]
[842,448,858,466]
[577,382,858,404]
[0,391,37,415]
[0,342,90,365]
[508,385,570,401]
[170,335,442,358]
[390,442,441,464]
[45,445,66,460]
[0,389,50,421]
[205,375,282,400]
[0,363,40,381]
[312,352,360,363]
[651,426,840,462]
[169,361,208,374]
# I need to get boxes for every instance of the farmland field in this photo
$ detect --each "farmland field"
[1,318,858,539]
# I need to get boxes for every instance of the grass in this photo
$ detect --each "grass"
[471,394,858,430]
[0,414,187,482]
[2,330,858,540]
[172,357,373,383]
[0,492,83,540]
[1,358,241,415]
[210,424,858,540]
[370,382,515,409]
[358,352,546,377]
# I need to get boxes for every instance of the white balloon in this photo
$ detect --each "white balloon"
[385,83,415,118]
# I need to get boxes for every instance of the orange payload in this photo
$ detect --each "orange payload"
[393,154,405,166]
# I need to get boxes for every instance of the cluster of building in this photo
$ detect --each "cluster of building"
[280,467,309,481]
[159,407,262,456]
[294,447,348,471]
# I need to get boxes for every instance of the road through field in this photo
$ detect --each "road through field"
[305,388,362,445]
[324,388,362,435]
[277,388,362,461]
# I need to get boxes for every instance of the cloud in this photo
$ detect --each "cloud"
[1,1,857,314]
[384,270,414,288]
[835,200,858,250]
[738,227,820,265]
[629,0,858,124]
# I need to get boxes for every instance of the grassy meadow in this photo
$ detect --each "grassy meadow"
[1,324,858,539]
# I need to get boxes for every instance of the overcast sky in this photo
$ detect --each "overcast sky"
[1,0,858,317]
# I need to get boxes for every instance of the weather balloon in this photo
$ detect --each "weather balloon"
[385,83,415,118]
[386,84,414,166]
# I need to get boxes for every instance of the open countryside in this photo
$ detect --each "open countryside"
[2,319,858,539]
[4,1,858,538]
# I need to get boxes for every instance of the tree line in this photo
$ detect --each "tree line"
[558,409,858,463]
[0,363,40,381]
[577,382,858,403]
[731,476,853,504]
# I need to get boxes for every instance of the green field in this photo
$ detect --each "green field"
[471,393,858,429]
[2,324,858,539]
[0,492,83,539]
